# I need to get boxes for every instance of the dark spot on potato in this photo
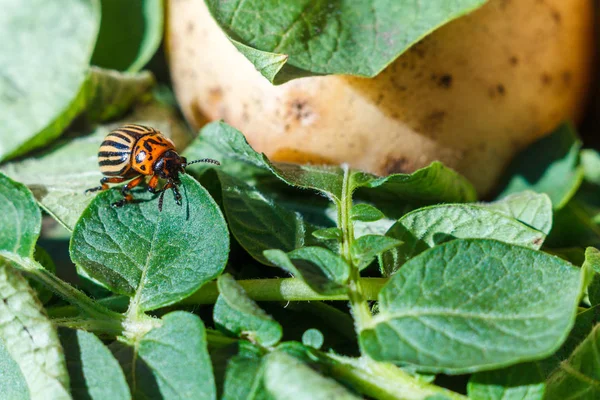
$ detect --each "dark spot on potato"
[496,84,506,96]
[541,73,552,85]
[383,156,413,175]
[186,21,194,33]
[190,98,209,129]
[390,77,407,91]
[376,94,384,105]
[289,99,312,121]
[436,74,453,89]
[208,87,223,104]
[562,71,572,85]
[551,9,561,24]
[284,123,291,132]
[509,56,519,66]
[420,110,446,134]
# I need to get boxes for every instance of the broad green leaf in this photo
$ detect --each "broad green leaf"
[351,204,385,222]
[312,227,342,241]
[361,239,584,374]
[302,329,324,350]
[351,235,402,271]
[222,352,264,400]
[468,363,545,400]
[0,0,99,160]
[214,273,283,346]
[1,107,190,231]
[0,338,29,400]
[60,328,130,400]
[70,175,229,311]
[263,351,360,399]
[82,67,155,122]
[0,261,70,400]
[381,205,546,275]
[481,191,553,235]
[92,0,163,72]
[206,0,487,84]
[0,173,41,257]
[264,247,350,295]
[545,325,600,400]
[352,215,397,239]
[218,171,310,265]
[498,123,583,209]
[112,312,216,400]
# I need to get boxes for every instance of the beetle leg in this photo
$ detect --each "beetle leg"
[147,175,160,193]
[111,175,144,208]
[157,181,176,212]
[172,183,182,206]
[85,177,126,194]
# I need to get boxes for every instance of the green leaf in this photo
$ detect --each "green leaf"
[214,273,283,346]
[545,324,600,400]
[0,173,41,257]
[0,0,100,160]
[0,337,29,400]
[113,311,216,400]
[92,0,163,72]
[381,204,547,275]
[218,171,310,265]
[351,204,385,222]
[584,247,600,307]
[30,245,56,304]
[1,107,189,232]
[205,0,487,84]
[222,351,265,400]
[481,191,553,235]
[351,235,402,271]
[302,329,324,350]
[82,67,155,122]
[545,198,600,249]
[263,351,360,399]
[468,363,545,400]
[70,175,229,311]
[581,149,600,185]
[60,328,130,400]
[264,247,349,295]
[498,123,583,209]
[312,227,342,241]
[361,239,584,374]
[0,261,70,399]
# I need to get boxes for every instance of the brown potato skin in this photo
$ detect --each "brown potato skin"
[167,0,594,195]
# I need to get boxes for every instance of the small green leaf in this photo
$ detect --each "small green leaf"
[468,363,545,400]
[361,239,584,374]
[218,171,310,265]
[0,261,70,399]
[312,227,342,241]
[481,191,553,235]
[545,325,600,400]
[206,0,487,84]
[264,248,348,295]
[498,123,583,209]
[263,351,360,399]
[351,235,402,271]
[0,338,29,400]
[302,329,324,350]
[581,149,600,185]
[92,0,163,72]
[215,273,283,346]
[381,204,546,275]
[583,247,600,307]
[112,311,216,400]
[70,175,229,311]
[222,351,264,400]
[351,204,385,222]
[0,0,100,160]
[60,328,130,400]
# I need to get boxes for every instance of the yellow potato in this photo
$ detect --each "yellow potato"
[167,0,594,195]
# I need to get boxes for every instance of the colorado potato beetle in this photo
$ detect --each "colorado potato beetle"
[85,124,219,211]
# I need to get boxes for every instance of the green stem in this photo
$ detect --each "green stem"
[0,251,123,322]
[338,164,373,330]
[52,317,124,337]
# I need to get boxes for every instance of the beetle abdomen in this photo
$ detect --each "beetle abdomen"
[98,124,155,176]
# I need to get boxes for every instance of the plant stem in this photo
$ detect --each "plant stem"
[338,164,373,330]
[0,251,123,322]
[53,316,124,337]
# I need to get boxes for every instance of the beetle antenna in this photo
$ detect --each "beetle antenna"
[158,190,166,212]
[185,158,220,167]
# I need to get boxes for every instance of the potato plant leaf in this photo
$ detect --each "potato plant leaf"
[302,329,324,350]
[222,351,265,400]
[381,204,547,275]
[92,0,163,72]
[481,191,553,235]
[214,273,283,346]
[498,123,583,209]
[60,328,130,400]
[581,149,600,185]
[264,248,348,295]
[583,247,600,307]
[0,0,99,160]
[468,363,545,400]
[0,339,29,400]
[351,204,385,222]
[263,351,360,399]
[205,0,487,84]
[545,325,600,400]
[70,174,229,311]
[351,234,402,271]
[361,239,584,374]
[112,312,216,400]
[218,171,311,265]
